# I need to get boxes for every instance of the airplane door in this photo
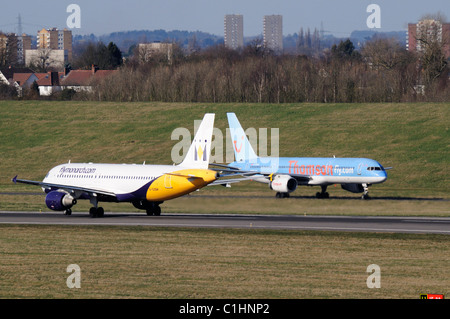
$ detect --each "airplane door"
[357,163,363,175]
[164,175,173,189]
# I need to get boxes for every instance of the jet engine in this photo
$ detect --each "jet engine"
[341,184,364,193]
[269,175,297,193]
[45,191,77,211]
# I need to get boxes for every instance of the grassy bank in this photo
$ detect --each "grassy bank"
[1,101,448,209]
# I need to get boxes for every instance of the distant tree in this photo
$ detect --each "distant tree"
[331,39,356,59]
[25,80,40,99]
[296,28,304,52]
[59,88,77,100]
[0,83,17,99]
[107,42,123,69]
[29,48,55,72]
[243,38,267,57]
[305,28,311,48]
[414,19,448,84]
[73,41,123,70]
[362,37,410,70]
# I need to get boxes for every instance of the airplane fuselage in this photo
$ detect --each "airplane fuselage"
[44,163,218,203]
[229,157,387,186]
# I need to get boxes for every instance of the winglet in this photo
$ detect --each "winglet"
[12,175,17,184]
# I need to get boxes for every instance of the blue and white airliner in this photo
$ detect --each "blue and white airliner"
[12,114,219,217]
[226,113,389,199]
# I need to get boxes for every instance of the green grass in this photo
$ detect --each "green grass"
[1,101,449,299]
[0,224,448,299]
[1,101,448,202]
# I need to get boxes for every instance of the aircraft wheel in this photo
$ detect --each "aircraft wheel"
[64,209,72,216]
[316,192,329,199]
[89,207,105,218]
[146,205,161,216]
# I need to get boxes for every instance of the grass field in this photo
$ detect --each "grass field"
[0,101,449,299]
[0,224,448,299]
[1,101,449,206]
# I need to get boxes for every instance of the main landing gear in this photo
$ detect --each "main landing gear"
[275,192,290,198]
[316,185,329,199]
[89,207,104,218]
[132,200,162,216]
[146,205,161,216]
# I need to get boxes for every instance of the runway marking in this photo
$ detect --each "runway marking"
[1,221,449,235]
[1,212,449,234]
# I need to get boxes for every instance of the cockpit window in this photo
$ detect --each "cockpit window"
[367,167,382,171]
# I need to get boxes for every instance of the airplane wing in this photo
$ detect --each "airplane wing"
[284,173,311,182]
[165,172,205,179]
[206,164,263,187]
[12,176,117,199]
[208,175,261,187]
[208,163,260,177]
[210,167,311,182]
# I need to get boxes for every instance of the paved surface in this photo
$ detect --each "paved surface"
[1,211,449,234]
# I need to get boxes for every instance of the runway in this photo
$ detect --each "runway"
[0,211,449,234]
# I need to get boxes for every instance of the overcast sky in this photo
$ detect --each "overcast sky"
[1,0,449,37]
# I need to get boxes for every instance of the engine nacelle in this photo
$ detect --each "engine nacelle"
[341,184,364,193]
[45,191,77,211]
[269,175,297,193]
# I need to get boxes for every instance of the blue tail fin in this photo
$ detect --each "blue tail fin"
[227,113,258,163]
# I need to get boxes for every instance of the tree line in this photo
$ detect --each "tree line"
[88,37,448,103]
[1,36,449,103]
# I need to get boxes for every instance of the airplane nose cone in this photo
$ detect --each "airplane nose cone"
[377,171,388,183]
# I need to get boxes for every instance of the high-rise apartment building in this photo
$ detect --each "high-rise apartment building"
[224,14,244,50]
[263,15,283,53]
[37,28,72,61]
[407,19,450,59]
[17,34,32,64]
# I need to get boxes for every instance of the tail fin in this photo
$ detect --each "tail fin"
[227,113,258,162]
[179,113,215,169]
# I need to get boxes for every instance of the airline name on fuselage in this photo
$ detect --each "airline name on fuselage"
[59,166,97,175]
[288,160,354,176]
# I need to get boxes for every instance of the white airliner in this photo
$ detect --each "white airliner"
[13,113,218,217]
